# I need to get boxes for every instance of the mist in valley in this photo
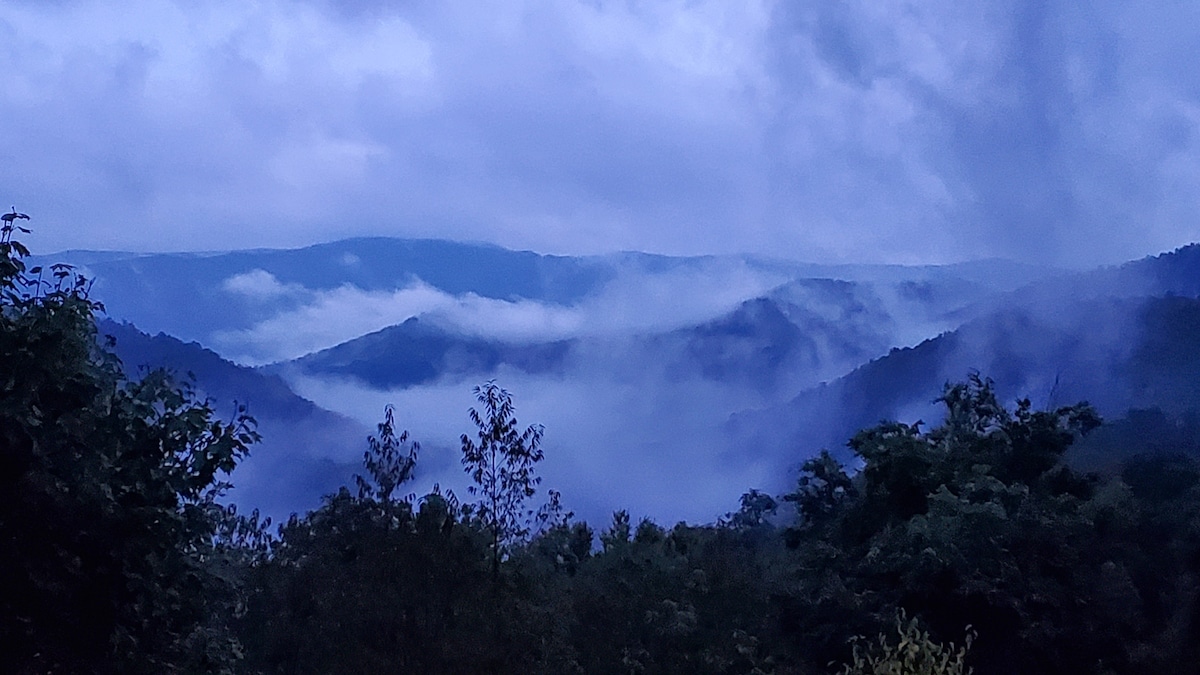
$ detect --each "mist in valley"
[208,251,1077,524]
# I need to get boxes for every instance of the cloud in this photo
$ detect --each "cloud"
[212,257,784,364]
[221,268,304,301]
[213,279,464,363]
[3,0,1200,267]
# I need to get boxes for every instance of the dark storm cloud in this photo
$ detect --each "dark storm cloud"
[1,0,1198,265]
[759,0,1200,265]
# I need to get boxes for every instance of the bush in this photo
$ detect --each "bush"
[836,612,975,675]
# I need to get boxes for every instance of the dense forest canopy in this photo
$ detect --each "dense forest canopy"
[5,212,1200,674]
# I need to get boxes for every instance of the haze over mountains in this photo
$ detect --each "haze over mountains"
[43,239,1200,524]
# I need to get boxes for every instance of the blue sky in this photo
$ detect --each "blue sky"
[2,0,1199,266]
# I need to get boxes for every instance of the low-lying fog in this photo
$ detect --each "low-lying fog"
[213,259,790,365]
[66,242,1079,526]
[281,365,779,527]
[221,259,1024,525]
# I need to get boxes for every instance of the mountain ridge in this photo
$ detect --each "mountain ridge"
[60,238,1200,522]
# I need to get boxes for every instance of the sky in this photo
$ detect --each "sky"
[3,0,1200,267]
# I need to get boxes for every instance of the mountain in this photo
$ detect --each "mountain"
[100,321,367,521]
[272,271,999,398]
[729,288,1200,483]
[34,239,1059,363]
[242,257,1043,524]
[32,237,1083,523]
[39,238,615,349]
[648,274,990,392]
[280,316,574,389]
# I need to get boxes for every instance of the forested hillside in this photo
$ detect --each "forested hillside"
[734,281,1200,475]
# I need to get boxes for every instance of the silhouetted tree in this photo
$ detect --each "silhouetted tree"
[0,209,259,674]
[780,375,1144,674]
[355,404,419,504]
[460,380,546,575]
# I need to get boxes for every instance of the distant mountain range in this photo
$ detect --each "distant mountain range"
[44,237,1200,522]
[729,245,1200,481]
[39,238,614,351]
[36,239,1061,356]
[270,265,1030,397]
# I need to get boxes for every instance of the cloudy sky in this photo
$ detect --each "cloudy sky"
[3,0,1199,267]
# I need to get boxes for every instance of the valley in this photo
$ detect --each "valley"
[51,239,1200,525]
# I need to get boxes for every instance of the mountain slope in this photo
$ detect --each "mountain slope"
[101,321,367,520]
[274,270,997,397]
[731,293,1200,477]
[43,239,615,347]
[279,316,574,389]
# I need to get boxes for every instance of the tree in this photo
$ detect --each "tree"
[561,513,788,674]
[238,407,511,674]
[784,450,854,532]
[0,210,259,674]
[239,487,499,675]
[355,404,419,505]
[781,375,1130,674]
[724,489,779,531]
[460,380,547,575]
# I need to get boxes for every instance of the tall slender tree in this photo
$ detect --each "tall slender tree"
[460,381,545,575]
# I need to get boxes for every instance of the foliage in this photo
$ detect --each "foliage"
[460,380,548,573]
[236,370,1200,674]
[836,611,974,675]
[239,487,501,674]
[725,489,780,530]
[240,391,798,674]
[778,373,1200,674]
[241,405,568,674]
[784,450,854,532]
[0,210,259,674]
[355,404,419,504]
[534,509,791,675]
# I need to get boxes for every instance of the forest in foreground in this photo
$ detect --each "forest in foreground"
[5,217,1200,675]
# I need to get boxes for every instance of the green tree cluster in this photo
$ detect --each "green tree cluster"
[460,380,549,575]
[783,374,1200,674]
[0,213,260,673]
[240,387,791,674]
